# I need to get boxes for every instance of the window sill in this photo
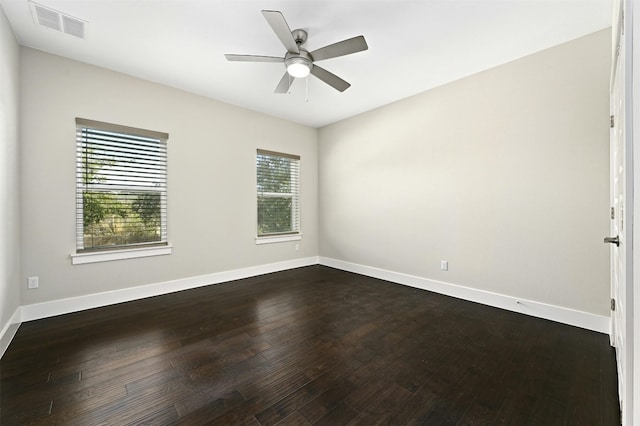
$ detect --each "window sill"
[71,245,173,265]
[255,234,302,245]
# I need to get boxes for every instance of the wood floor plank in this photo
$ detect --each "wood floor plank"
[455,401,497,426]
[174,390,246,425]
[313,402,359,426]
[346,382,413,425]
[1,265,621,425]
[297,379,357,424]
[385,386,439,425]
[255,374,352,426]
[277,410,313,426]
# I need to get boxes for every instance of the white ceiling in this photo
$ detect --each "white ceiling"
[1,0,612,128]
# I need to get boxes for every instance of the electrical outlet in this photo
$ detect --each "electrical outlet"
[27,276,39,289]
[440,261,448,271]
[295,243,300,251]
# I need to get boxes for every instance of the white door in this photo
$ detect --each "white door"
[609,1,633,423]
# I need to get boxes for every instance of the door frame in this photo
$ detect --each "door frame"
[630,0,640,423]
[614,0,637,424]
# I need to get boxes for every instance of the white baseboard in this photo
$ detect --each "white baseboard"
[1,307,22,359]
[20,256,320,323]
[2,254,610,360]
[319,257,610,334]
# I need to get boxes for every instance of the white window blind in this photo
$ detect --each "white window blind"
[257,149,300,237]
[76,118,168,252]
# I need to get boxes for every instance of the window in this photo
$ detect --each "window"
[75,118,168,254]
[256,150,300,241]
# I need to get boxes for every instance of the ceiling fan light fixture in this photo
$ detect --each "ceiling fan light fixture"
[285,56,311,78]
[287,62,310,78]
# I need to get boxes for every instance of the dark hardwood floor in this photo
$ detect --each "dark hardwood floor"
[1,265,620,425]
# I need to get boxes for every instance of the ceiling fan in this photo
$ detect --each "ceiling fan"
[225,10,368,93]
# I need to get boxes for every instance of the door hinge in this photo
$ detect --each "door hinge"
[611,207,615,219]
[611,115,615,128]
[611,298,616,311]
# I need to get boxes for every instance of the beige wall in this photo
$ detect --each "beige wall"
[0,7,20,335]
[318,29,611,316]
[19,48,318,305]
[14,28,612,320]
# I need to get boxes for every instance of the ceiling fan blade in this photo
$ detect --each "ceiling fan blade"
[262,10,299,54]
[310,35,368,62]
[225,54,283,63]
[310,65,351,92]
[275,72,293,94]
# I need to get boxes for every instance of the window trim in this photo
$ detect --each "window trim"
[71,244,173,265]
[76,118,168,140]
[256,149,301,242]
[73,118,170,262]
[255,234,302,245]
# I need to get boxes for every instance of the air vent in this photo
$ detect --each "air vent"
[61,15,85,38]
[33,4,60,30]
[29,1,86,39]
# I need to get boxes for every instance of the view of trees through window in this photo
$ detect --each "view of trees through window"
[77,124,167,251]
[82,191,162,248]
[257,151,299,236]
